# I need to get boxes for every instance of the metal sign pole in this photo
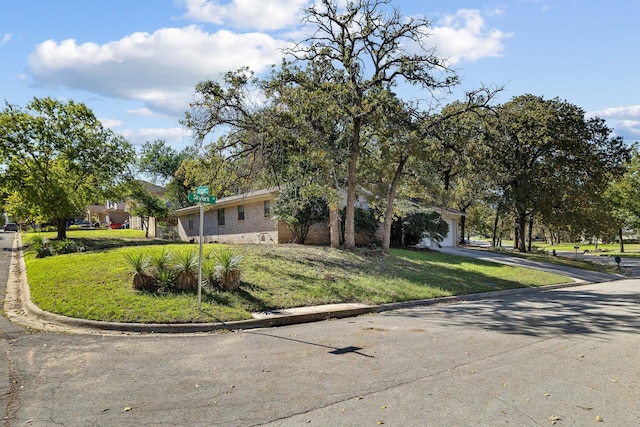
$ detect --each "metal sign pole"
[197,201,204,310]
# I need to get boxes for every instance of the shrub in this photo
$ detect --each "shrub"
[150,248,172,274]
[155,268,177,291]
[210,248,243,291]
[202,262,221,291]
[51,239,84,255]
[29,235,51,258]
[124,252,156,291]
[173,250,198,291]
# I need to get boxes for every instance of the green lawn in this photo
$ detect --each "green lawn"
[22,230,572,324]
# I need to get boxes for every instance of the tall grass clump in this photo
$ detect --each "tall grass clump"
[211,248,243,291]
[173,250,198,291]
[124,252,156,291]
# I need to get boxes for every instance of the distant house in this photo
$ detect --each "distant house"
[172,187,463,247]
[87,181,167,236]
[416,207,464,248]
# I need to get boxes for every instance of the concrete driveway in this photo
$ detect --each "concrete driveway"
[437,246,622,283]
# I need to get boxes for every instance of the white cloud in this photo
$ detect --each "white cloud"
[28,25,290,115]
[99,118,123,128]
[181,0,309,31]
[430,9,512,64]
[120,127,191,148]
[589,105,640,120]
[588,106,640,140]
[127,107,156,116]
[1,33,11,45]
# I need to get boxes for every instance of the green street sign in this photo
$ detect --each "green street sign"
[196,186,209,196]
[188,192,216,204]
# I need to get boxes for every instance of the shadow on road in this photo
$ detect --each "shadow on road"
[386,287,640,337]
[245,330,375,358]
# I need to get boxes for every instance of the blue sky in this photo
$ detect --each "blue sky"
[1,0,639,151]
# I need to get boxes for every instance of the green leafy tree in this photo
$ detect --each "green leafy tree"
[484,95,629,252]
[272,183,329,244]
[605,146,640,251]
[182,69,279,199]
[421,102,496,244]
[127,181,170,238]
[184,64,349,247]
[284,0,459,250]
[0,97,135,239]
[138,140,194,209]
[362,93,497,253]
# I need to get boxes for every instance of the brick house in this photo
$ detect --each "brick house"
[173,188,298,244]
[173,187,462,247]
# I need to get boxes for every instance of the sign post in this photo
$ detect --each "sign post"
[188,188,216,310]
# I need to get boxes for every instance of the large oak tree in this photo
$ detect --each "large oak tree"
[484,95,628,252]
[284,0,458,250]
[0,97,135,239]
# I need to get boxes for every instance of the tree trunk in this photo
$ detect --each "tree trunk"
[517,212,527,252]
[492,207,500,247]
[381,155,408,254]
[56,218,67,240]
[329,206,341,249]
[619,228,625,253]
[459,214,467,245]
[527,215,534,252]
[344,117,361,250]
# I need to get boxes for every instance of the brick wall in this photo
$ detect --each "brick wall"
[178,199,279,244]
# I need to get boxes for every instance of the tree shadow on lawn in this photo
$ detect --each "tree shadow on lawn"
[386,286,640,337]
[77,237,185,252]
[243,255,552,307]
[202,282,272,313]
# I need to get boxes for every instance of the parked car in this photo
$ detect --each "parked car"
[4,223,18,232]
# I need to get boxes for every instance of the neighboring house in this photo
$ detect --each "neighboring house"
[172,187,463,247]
[173,188,295,244]
[87,200,129,227]
[416,207,464,248]
[87,181,167,236]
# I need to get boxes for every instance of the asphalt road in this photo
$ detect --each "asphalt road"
[2,235,640,426]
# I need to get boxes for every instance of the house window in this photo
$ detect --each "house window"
[238,205,245,221]
[188,214,193,230]
[218,208,225,226]
[264,201,270,218]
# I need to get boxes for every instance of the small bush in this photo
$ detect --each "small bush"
[203,262,222,291]
[150,248,172,274]
[30,235,51,258]
[124,252,156,291]
[155,268,177,291]
[210,248,243,291]
[173,250,198,291]
[51,239,84,255]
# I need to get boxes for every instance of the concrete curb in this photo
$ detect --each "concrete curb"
[8,234,600,334]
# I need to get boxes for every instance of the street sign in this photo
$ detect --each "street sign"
[189,188,215,310]
[188,192,217,204]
